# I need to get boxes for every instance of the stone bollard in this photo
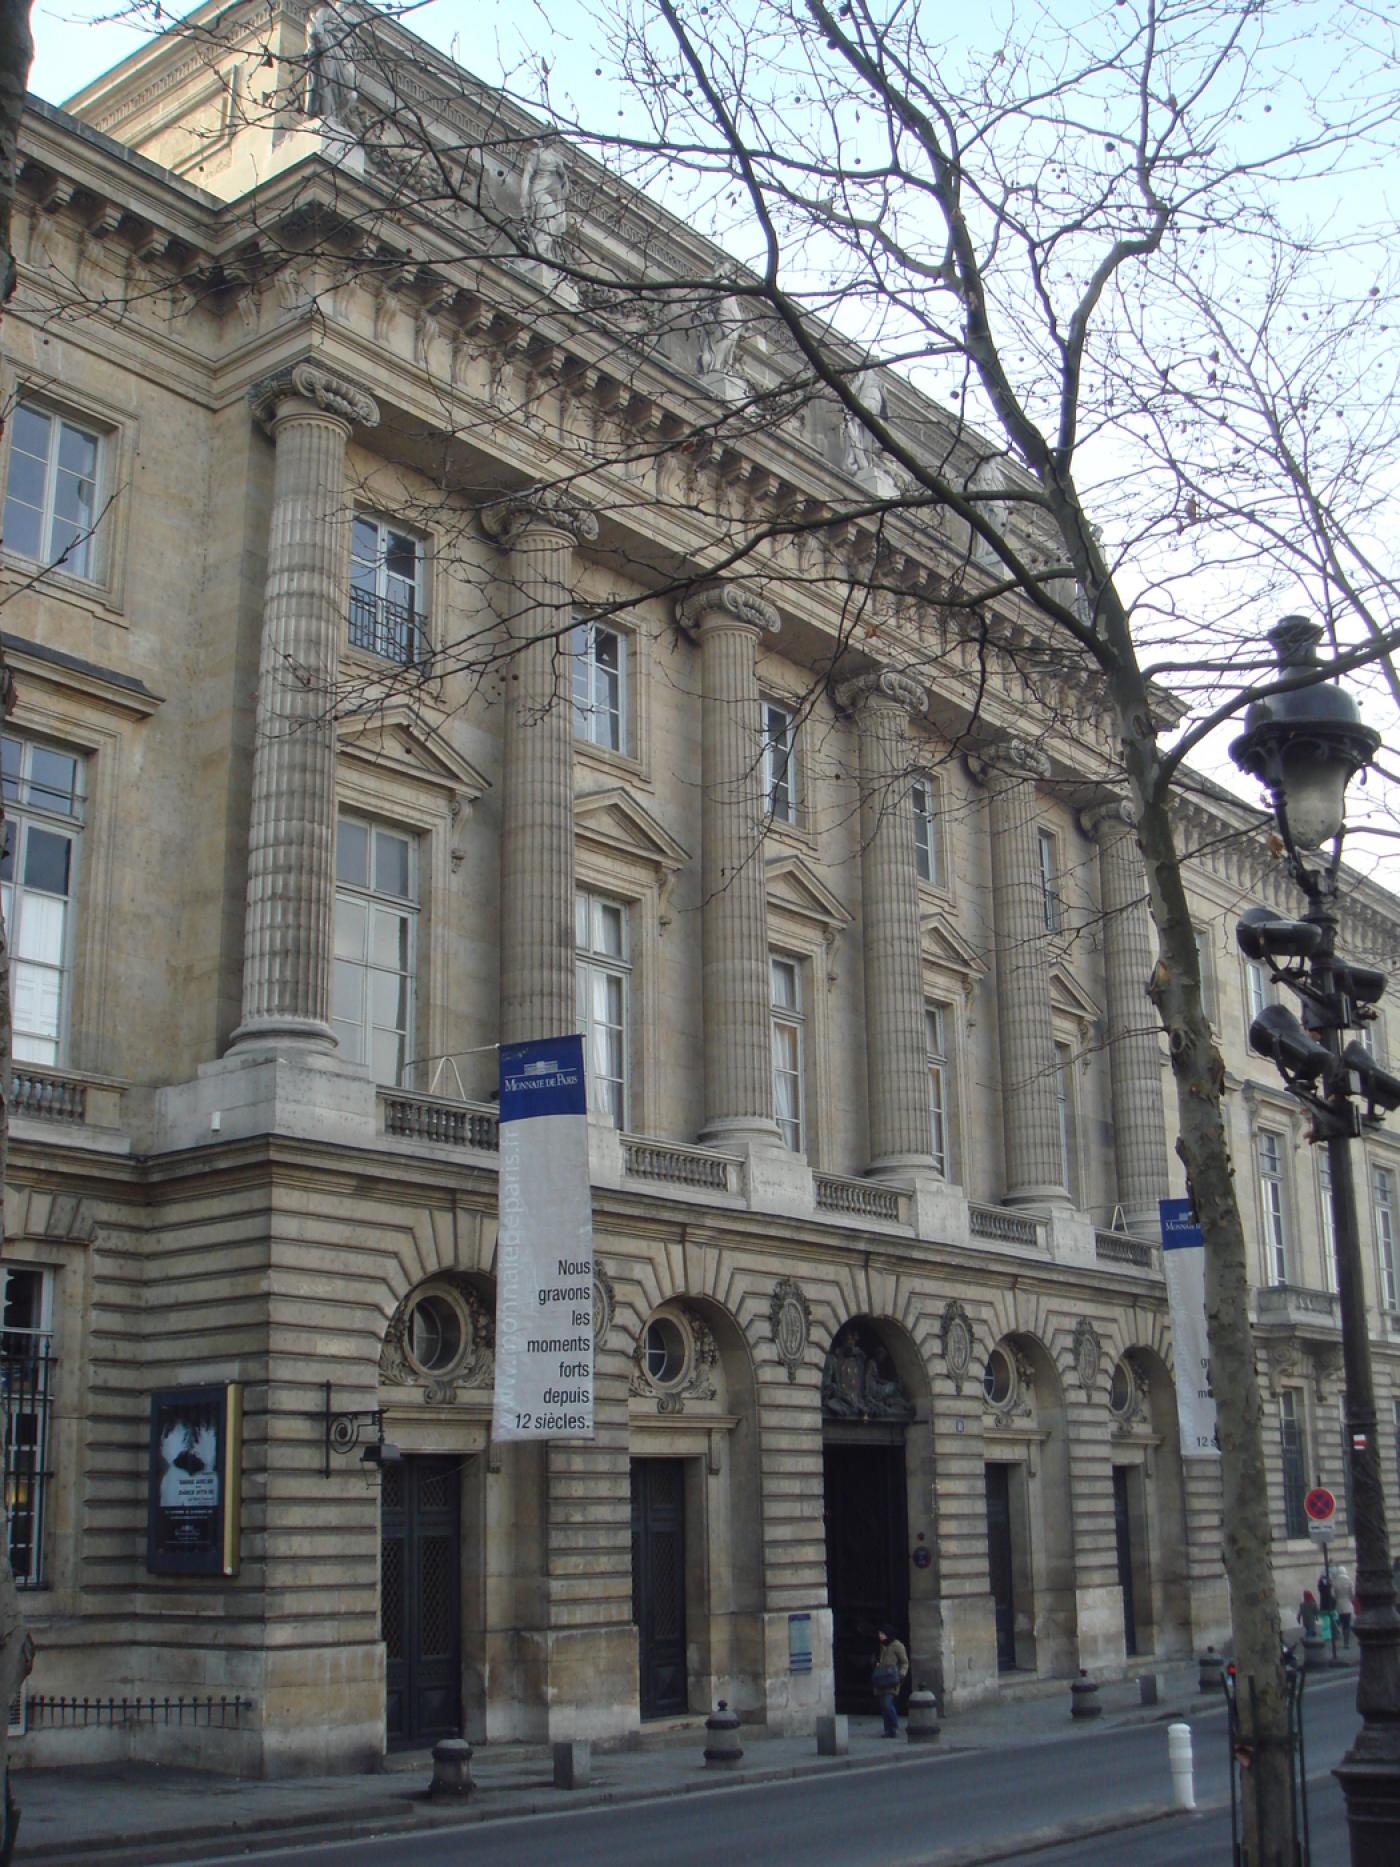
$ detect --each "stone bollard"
[553,1740,591,1789]
[1198,1646,1224,1695]
[1138,1673,1162,1707]
[1303,1633,1328,1672]
[905,1688,941,1743]
[704,1700,744,1768]
[429,1737,474,1798]
[815,1713,849,1757]
[1070,1672,1101,1720]
[1168,1722,1196,1811]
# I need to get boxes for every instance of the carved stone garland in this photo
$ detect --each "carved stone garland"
[380,1275,495,1404]
[1072,1316,1103,1394]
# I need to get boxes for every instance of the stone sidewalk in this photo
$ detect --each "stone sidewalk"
[11,1653,1356,1865]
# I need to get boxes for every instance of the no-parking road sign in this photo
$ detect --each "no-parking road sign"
[1304,1487,1337,1523]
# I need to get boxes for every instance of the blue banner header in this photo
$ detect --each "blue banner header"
[1159,1196,1204,1251]
[499,1034,588,1122]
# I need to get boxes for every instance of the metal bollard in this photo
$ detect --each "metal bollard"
[1070,1671,1101,1720]
[429,1736,474,1797]
[704,1700,744,1767]
[905,1687,941,1742]
[1167,1721,1196,1811]
[1197,1646,1224,1694]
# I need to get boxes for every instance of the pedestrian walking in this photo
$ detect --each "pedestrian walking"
[1332,1565,1355,1648]
[1297,1589,1320,1639]
[872,1625,909,1738]
[1317,1569,1335,1614]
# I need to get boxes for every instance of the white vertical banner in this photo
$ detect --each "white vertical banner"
[492,1034,595,1442]
[1160,1198,1219,1459]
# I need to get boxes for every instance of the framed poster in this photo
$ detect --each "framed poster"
[146,1383,243,1576]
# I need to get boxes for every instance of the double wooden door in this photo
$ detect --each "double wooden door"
[382,1457,462,1747]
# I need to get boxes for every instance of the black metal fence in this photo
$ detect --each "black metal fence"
[20,1695,253,1732]
[2,1348,53,1588]
[349,588,426,664]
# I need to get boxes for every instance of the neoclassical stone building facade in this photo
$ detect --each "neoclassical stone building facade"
[3,2,1399,1775]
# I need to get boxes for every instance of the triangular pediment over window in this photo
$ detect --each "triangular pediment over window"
[1050,966,1102,1033]
[575,787,689,877]
[765,853,851,939]
[337,706,490,807]
[920,911,987,989]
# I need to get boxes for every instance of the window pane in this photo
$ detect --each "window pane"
[334,896,367,961]
[332,959,364,1029]
[12,960,61,1039]
[336,818,369,887]
[2,492,43,563]
[11,1030,57,1066]
[56,420,97,480]
[372,1026,406,1089]
[2,1269,44,1334]
[28,748,79,817]
[2,738,21,797]
[0,827,12,884]
[351,516,379,569]
[771,958,797,1011]
[374,833,412,902]
[22,827,71,897]
[372,969,409,1029]
[385,531,418,584]
[372,906,409,971]
[597,902,624,958]
[10,405,51,464]
[332,1018,363,1063]
[13,891,64,964]
[4,446,46,515]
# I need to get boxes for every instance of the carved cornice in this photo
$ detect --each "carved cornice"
[676,582,781,639]
[249,360,380,433]
[836,668,929,720]
[479,485,600,549]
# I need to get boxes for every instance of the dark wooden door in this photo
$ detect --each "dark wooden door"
[985,1463,1017,1672]
[823,1439,909,1713]
[631,1459,687,1719]
[382,1457,462,1747]
[1113,1466,1139,1657]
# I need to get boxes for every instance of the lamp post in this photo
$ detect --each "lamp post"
[1231,615,1400,1865]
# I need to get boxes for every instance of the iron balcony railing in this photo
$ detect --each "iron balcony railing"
[348,587,427,665]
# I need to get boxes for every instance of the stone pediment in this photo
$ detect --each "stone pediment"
[337,707,490,805]
[1050,966,1102,1031]
[765,853,852,938]
[920,911,987,987]
[575,787,689,875]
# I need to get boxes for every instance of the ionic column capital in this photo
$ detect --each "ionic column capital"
[836,667,929,720]
[676,581,781,640]
[966,737,1053,788]
[1079,797,1139,842]
[480,486,600,550]
[249,361,380,434]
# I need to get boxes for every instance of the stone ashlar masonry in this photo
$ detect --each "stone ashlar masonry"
[0,3,1396,1776]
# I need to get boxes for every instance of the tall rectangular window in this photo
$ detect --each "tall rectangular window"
[770,955,804,1151]
[333,816,417,1085]
[762,701,798,825]
[1319,1156,1338,1292]
[572,622,625,752]
[576,889,629,1128]
[912,774,942,887]
[1375,1164,1398,1310]
[1280,1390,1308,1539]
[3,402,102,580]
[349,516,425,663]
[926,1003,950,1177]
[1037,828,1061,932]
[1258,1129,1290,1285]
[1054,1042,1078,1201]
[1,736,84,1067]
[1245,960,1273,1049]
[2,1264,53,1588]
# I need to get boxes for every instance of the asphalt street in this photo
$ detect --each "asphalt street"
[171,1674,1360,1867]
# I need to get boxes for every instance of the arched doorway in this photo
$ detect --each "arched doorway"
[821,1320,922,1712]
[981,1333,1076,1676]
[1110,1345,1190,1658]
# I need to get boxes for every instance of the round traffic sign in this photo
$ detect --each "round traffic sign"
[1304,1487,1336,1523]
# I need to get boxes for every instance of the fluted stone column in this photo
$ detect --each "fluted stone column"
[1081,800,1169,1234]
[678,584,783,1150]
[483,490,600,1045]
[230,362,380,1054]
[840,669,938,1176]
[969,739,1068,1206]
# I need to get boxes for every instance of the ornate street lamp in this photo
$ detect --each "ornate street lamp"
[1231,615,1400,1866]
